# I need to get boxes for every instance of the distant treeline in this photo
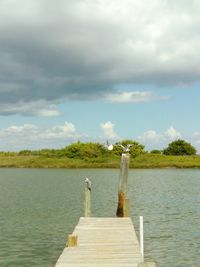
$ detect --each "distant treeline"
[0,139,197,160]
[0,139,199,169]
[14,140,145,159]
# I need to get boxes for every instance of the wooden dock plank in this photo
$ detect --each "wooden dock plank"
[55,217,144,267]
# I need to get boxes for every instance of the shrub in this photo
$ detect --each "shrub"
[65,142,104,159]
[163,139,197,156]
[150,149,162,154]
[113,139,145,158]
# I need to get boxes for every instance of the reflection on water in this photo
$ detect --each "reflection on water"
[0,168,199,267]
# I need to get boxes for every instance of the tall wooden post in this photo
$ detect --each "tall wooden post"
[84,178,91,217]
[116,153,130,217]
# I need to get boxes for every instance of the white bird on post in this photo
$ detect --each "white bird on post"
[118,144,133,153]
[84,178,92,217]
[104,140,114,151]
[85,178,92,191]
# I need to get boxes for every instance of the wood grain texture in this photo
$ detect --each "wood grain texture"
[55,217,144,267]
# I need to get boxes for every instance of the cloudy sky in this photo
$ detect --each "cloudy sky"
[1,0,200,151]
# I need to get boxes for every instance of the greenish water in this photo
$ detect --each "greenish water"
[0,168,199,267]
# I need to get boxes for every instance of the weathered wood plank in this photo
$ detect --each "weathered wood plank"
[55,217,144,267]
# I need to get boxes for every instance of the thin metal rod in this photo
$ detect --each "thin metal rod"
[140,216,144,257]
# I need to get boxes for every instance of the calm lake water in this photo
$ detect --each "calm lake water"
[0,168,199,267]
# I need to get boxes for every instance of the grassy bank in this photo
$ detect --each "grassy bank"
[129,154,200,168]
[1,154,200,168]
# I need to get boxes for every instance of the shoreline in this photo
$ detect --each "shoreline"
[1,154,200,169]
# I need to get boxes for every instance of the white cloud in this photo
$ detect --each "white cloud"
[165,126,181,140]
[193,132,200,144]
[100,121,118,139]
[1,0,200,115]
[105,91,168,103]
[0,122,79,150]
[37,109,60,117]
[42,122,76,139]
[0,100,61,117]
[138,126,182,150]
[138,130,163,143]
[193,132,199,137]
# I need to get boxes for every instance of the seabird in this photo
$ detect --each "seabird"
[118,144,133,152]
[104,140,114,151]
[85,178,92,191]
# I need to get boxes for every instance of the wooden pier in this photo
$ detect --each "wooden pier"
[55,152,156,267]
[55,217,144,267]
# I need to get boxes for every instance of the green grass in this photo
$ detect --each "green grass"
[130,154,200,168]
[1,154,200,168]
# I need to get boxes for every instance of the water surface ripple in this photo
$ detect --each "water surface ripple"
[0,168,199,267]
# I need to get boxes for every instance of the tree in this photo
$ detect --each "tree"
[18,150,33,156]
[113,139,145,157]
[163,139,197,156]
[65,141,104,159]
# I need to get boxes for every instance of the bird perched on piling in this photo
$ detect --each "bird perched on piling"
[85,178,92,191]
[104,140,114,151]
[117,144,133,153]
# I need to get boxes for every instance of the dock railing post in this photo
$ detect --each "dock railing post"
[84,178,91,217]
[116,153,130,217]
[138,216,157,266]
[140,216,144,257]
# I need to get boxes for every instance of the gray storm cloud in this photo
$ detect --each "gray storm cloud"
[0,0,200,115]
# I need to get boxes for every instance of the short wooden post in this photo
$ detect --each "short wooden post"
[67,234,78,247]
[116,153,130,217]
[84,178,91,217]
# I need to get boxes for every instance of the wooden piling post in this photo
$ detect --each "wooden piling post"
[124,198,130,217]
[116,153,130,217]
[84,178,91,217]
